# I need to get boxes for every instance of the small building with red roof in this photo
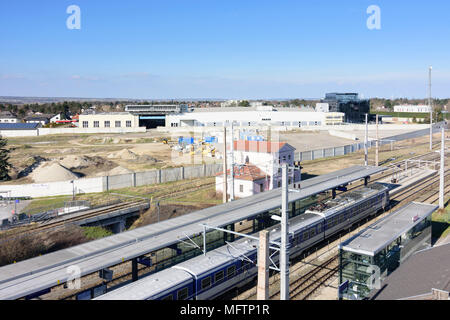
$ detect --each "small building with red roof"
[216,140,301,199]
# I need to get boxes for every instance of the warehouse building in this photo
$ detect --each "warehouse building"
[0,123,40,137]
[165,106,344,129]
[78,112,140,129]
[393,105,431,113]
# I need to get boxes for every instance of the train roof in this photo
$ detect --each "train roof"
[94,267,192,300]
[173,239,258,278]
[305,183,387,218]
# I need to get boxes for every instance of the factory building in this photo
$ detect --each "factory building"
[322,93,370,123]
[165,106,344,129]
[393,105,431,113]
[78,112,140,129]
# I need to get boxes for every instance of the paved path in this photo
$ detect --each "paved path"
[0,200,31,220]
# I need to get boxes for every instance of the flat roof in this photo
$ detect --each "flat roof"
[339,202,438,256]
[370,243,450,300]
[0,165,385,300]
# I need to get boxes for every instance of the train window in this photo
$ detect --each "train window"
[215,270,224,283]
[177,288,189,300]
[201,277,211,290]
[303,231,309,240]
[227,265,236,278]
[310,228,316,237]
[317,223,322,233]
[162,294,173,301]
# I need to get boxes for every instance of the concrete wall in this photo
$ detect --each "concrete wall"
[0,163,223,198]
[0,130,39,137]
[38,127,146,135]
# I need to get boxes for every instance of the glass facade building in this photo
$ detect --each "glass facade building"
[338,202,437,300]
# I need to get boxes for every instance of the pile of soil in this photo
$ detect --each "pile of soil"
[31,162,79,183]
[106,166,133,175]
[59,155,95,170]
[107,149,139,160]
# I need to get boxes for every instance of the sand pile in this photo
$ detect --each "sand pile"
[31,162,79,183]
[108,166,133,175]
[96,166,133,176]
[59,155,94,169]
[107,149,138,160]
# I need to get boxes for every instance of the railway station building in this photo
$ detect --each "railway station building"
[338,202,438,300]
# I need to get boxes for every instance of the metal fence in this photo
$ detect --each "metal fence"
[294,128,434,162]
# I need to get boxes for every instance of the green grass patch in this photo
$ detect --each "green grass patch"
[23,196,72,215]
[432,204,450,241]
[82,226,113,240]
[371,111,428,118]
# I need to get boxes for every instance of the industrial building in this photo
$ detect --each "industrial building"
[322,93,370,123]
[165,106,344,129]
[125,104,189,128]
[78,112,140,129]
[0,123,40,137]
[393,105,431,113]
[338,202,438,300]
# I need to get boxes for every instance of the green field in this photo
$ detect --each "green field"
[371,111,428,118]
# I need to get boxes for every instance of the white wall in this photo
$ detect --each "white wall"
[0,130,39,137]
[38,127,146,135]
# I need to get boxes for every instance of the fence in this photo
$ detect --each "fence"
[295,126,436,162]
[0,163,223,198]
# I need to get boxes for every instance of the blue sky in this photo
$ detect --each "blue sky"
[0,0,449,99]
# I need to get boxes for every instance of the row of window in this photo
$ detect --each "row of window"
[82,120,132,128]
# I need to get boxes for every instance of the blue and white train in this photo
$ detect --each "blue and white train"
[95,183,389,300]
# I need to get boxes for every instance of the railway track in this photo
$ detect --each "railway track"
[0,201,148,243]
[233,153,447,301]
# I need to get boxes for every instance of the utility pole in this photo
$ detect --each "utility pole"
[223,126,228,203]
[257,230,270,300]
[364,114,368,166]
[375,114,379,167]
[280,163,290,300]
[230,122,235,201]
[440,127,445,209]
[429,66,433,151]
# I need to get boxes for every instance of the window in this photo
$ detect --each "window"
[104,121,110,128]
[82,121,88,128]
[260,184,264,192]
[201,277,211,290]
[288,155,291,160]
[162,294,173,301]
[227,265,236,278]
[283,156,286,161]
[94,121,99,128]
[177,288,188,300]
[115,121,121,128]
[310,228,316,238]
[239,185,244,193]
[303,231,310,241]
[214,270,224,283]
[126,120,132,127]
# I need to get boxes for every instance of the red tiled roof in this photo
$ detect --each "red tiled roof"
[217,164,267,181]
[230,140,290,153]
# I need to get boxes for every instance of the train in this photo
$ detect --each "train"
[95,183,389,300]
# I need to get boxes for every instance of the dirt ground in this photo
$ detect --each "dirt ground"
[4,126,438,185]
[5,132,219,184]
